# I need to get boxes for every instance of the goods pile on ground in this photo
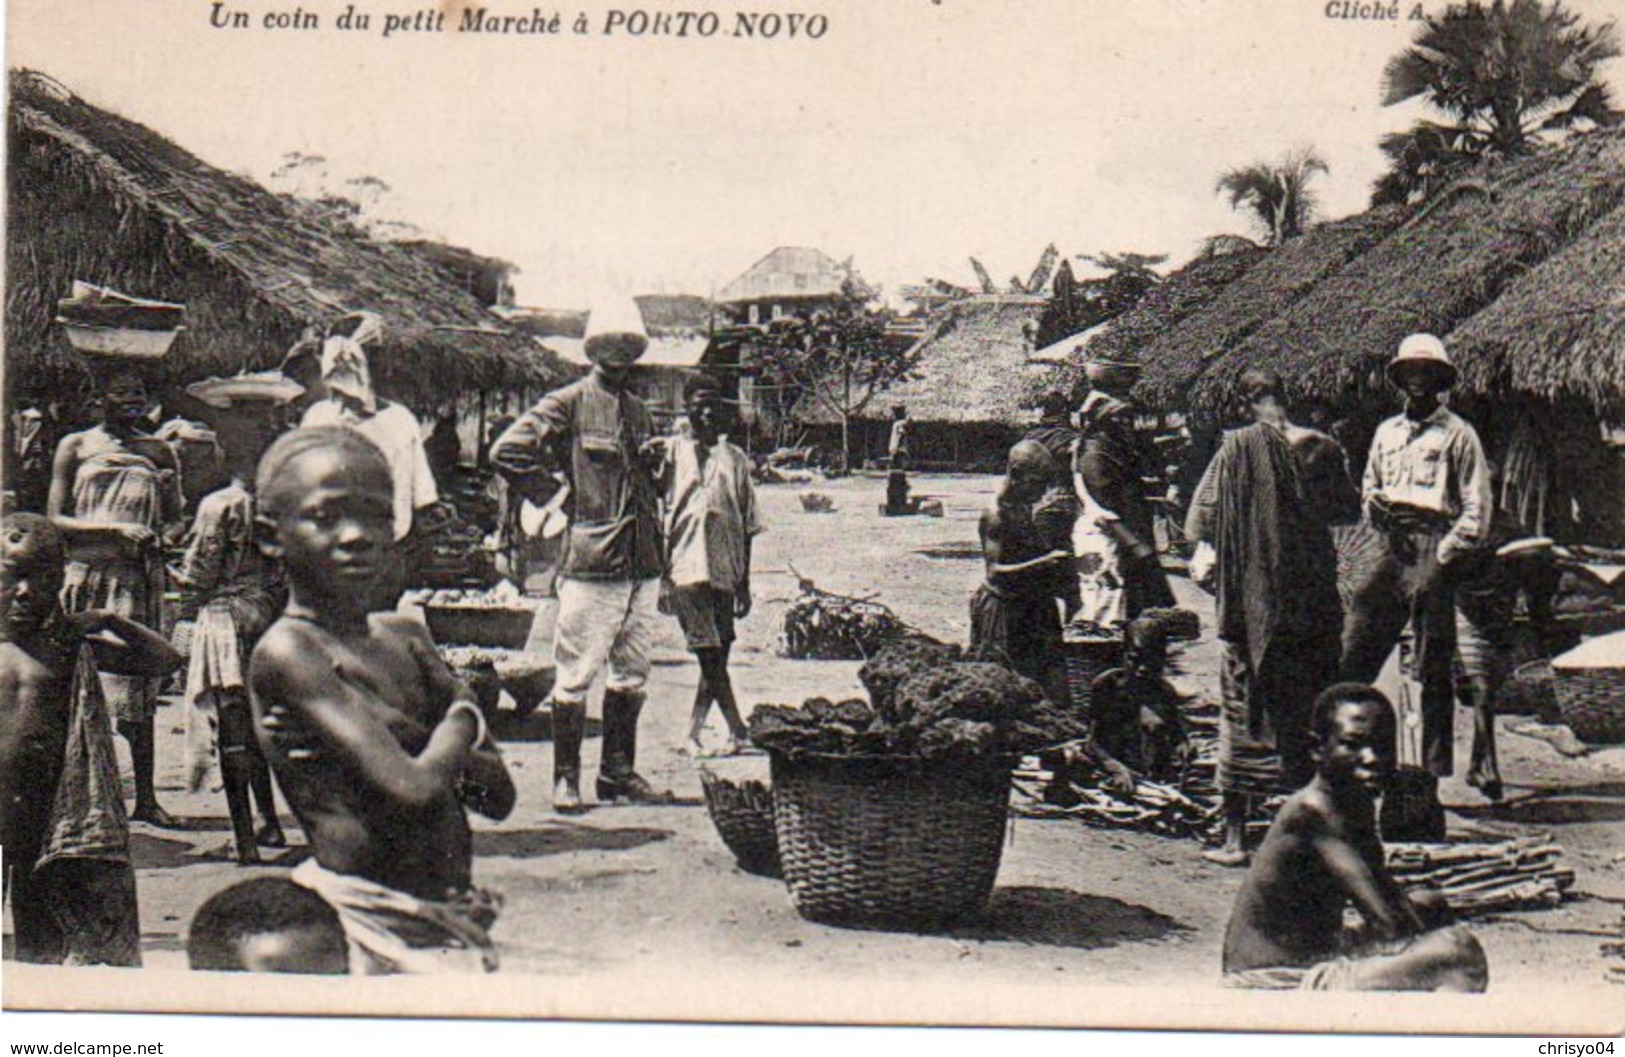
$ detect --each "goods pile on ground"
[749,639,1090,760]
[776,570,926,660]
[416,582,539,609]
[1385,838,1575,914]
[1012,744,1219,840]
[415,500,499,588]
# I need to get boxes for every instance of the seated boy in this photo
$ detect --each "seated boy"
[1089,616,1189,784]
[1221,683,1487,991]
[188,876,349,974]
[1,513,182,966]
[660,376,763,756]
[249,427,517,974]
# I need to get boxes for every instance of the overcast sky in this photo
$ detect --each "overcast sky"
[10,0,1624,305]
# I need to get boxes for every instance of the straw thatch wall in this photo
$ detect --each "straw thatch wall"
[1184,130,1625,421]
[817,295,1047,428]
[6,70,562,408]
[1133,208,1407,412]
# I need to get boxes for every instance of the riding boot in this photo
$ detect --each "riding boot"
[596,690,671,803]
[551,698,586,812]
[219,745,262,865]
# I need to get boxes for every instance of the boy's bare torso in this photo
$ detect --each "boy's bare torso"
[252,612,473,901]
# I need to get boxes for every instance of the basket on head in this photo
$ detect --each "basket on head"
[1550,630,1625,745]
[768,751,1013,930]
[698,757,780,878]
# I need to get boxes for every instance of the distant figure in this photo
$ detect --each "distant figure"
[969,440,1071,697]
[885,404,912,515]
[1222,683,1487,992]
[1022,390,1082,618]
[2,513,182,966]
[250,428,515,974]
[1451,509,1561,803]
[1088,616,1189,784]
[188,876,349,974]
[299,312,438,590]
[1071,357,1174,625]
[659,376,764,756]
[48,359,183,827]
[425,407,463,493]
[169,388,289,864]
[1341,334,1491,842]
[1184,367,1350,866]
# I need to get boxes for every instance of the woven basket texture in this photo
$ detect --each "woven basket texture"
[769,751,1012,930]
[1063,639,1123,718]
[1552,667,1625,745]
[699,768,781,878]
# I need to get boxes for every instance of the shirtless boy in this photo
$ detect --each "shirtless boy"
[249,427,516,974]
[1222,682,1487,991]
[2,513,181,965]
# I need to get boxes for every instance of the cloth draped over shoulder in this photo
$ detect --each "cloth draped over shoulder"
[1193,423,1341,673]
[291,858,501,975]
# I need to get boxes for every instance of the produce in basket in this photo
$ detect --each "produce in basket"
[751,641,1091,760]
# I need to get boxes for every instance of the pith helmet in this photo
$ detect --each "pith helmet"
[583,296,649,365]
[1387,333,1457,388]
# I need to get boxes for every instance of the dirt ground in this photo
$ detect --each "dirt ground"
[9,473,1625,996]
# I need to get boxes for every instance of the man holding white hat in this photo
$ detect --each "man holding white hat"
[490,297,670,811]
[1342,333,1491,841]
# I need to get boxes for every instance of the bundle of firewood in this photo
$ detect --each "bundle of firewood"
[1385,838,1575,915]
[777,567,928,660]
[1012,745,1219,840]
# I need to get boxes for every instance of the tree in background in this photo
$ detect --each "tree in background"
[1034,251,1166,350]
[1214,147,1329,247]
[749,276,922,472]
[1373,0,1620,205]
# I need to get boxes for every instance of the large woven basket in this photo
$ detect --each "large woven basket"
[698,760,780,878]
[1551,631,1625,745]
[768,750,1013,930]
[1062,637,1123,718]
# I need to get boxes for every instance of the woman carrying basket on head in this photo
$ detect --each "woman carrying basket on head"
[49,359,184,827]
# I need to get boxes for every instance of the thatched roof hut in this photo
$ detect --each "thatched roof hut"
[6,70,562,408]
[1139,129,1625,421]
[1449,202,1625,419]
[793,295,1046,470]
[1131,208,1407,411]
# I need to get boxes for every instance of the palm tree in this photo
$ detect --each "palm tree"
[1214,148,1329,246]
[1374,0,1620,204]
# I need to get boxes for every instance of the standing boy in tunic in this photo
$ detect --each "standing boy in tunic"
[659,376,763,756]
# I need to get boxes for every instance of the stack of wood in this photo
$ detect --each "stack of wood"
[1604,909,1625,986]
[1385,838,1575,915]
[1012,745,1219,840]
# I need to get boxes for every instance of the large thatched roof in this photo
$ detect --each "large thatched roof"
[1123,128,1625,421]
[800,295,1046,426]
[1132,209,1406,410]
[6,70,564,406]
[1449,202,1625,418]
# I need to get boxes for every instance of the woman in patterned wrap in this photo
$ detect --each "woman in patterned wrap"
[48,360,183,827]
